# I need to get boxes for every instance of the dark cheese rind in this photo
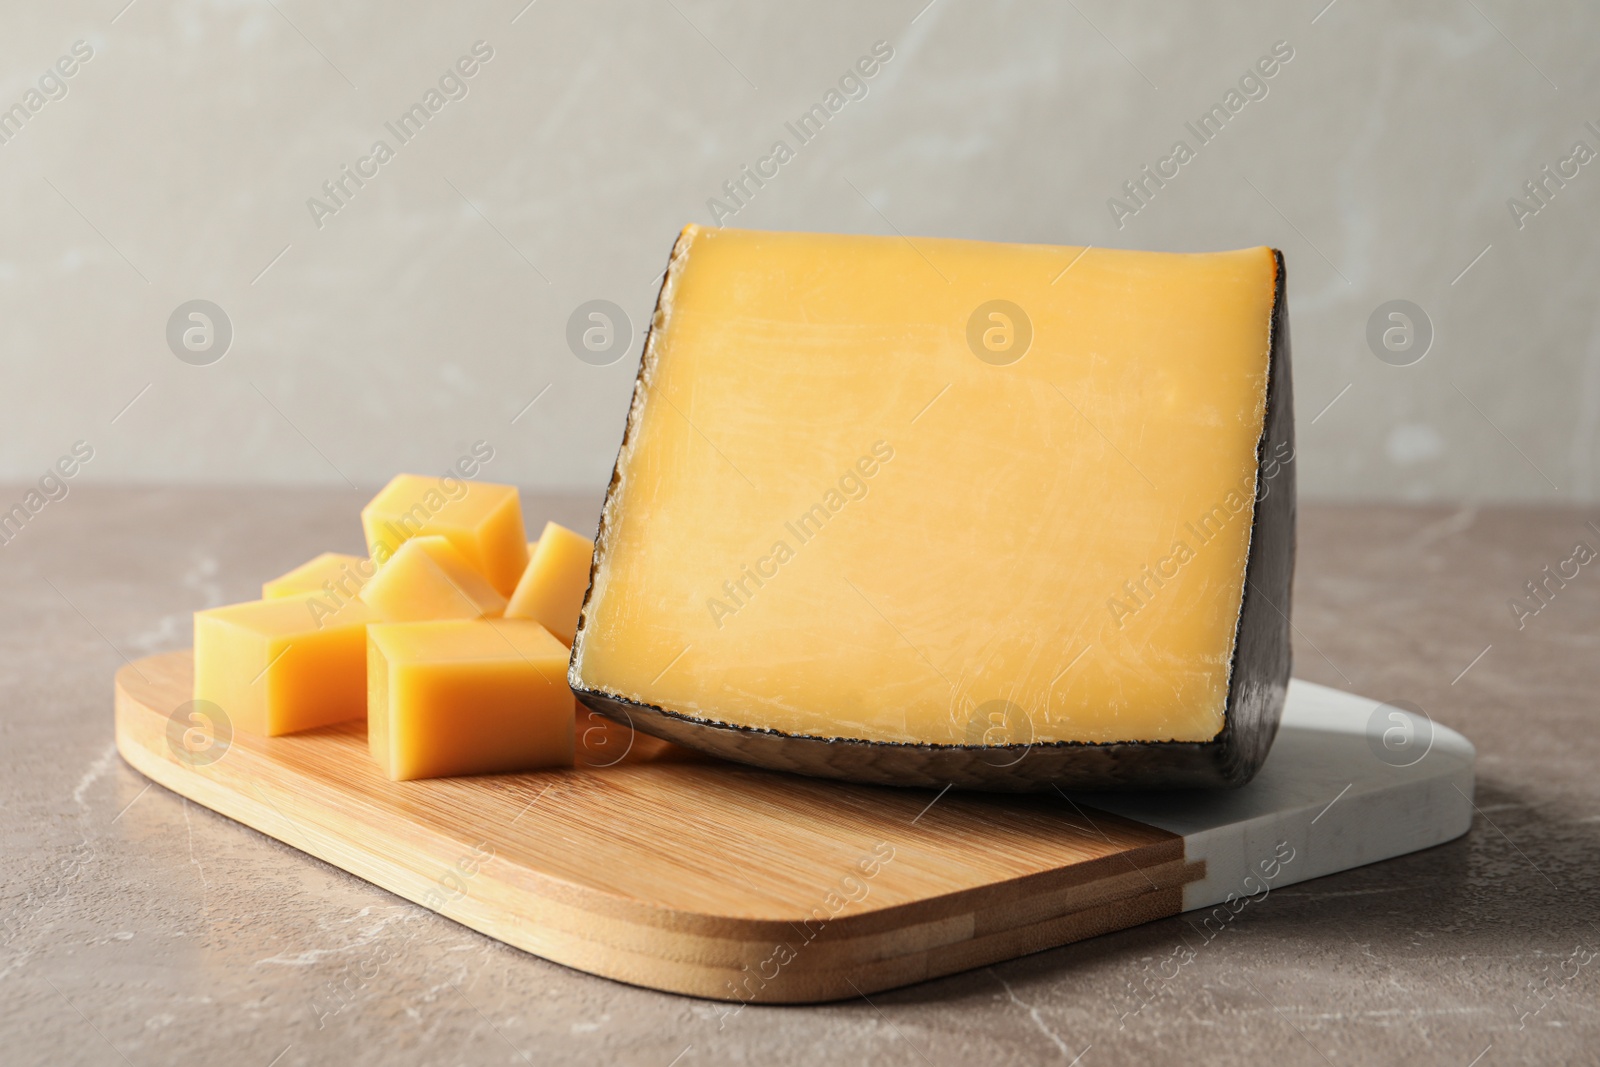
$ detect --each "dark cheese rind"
[569,249,1295,793]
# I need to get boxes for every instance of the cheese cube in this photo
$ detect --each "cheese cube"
[504,522,595,645]
[361,475,528,597]
[359,535,506,622]
[570,226,1295,791]
[194,597,376,736]
[262,552,373,600]
[367,619,574,781]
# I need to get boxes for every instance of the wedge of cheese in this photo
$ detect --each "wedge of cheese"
[570,226,1294,791]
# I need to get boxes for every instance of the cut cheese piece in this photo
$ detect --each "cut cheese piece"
[359,535,506,622]
[367,619,574,781]
[194,597,377,736]
[262,552,373,601]
[571,225,1295,791]
[504,522,595,645]
[361,475,528,597]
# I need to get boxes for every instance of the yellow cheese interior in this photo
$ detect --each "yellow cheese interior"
[195,596,376,736]
[574,226,1276,746]
[368,619,574,781]
[505,522,594,645]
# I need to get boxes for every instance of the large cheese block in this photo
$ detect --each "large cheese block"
[570,226,1295,791]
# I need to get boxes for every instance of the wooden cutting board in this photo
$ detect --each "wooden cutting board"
[113,651,1473,1003]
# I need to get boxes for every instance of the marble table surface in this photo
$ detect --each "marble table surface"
[3,488,1597,1066]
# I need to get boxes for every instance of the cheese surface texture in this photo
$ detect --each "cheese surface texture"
[194,596,376,736]
[367,619,574,781]
[574,226,1279,747]
[361,475,528,597]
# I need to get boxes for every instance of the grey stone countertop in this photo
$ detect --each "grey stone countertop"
[3,488,1598,1066]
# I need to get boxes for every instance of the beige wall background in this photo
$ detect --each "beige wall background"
[1,0,1597,500]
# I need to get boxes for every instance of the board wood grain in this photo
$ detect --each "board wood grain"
[115,650,1201,1003]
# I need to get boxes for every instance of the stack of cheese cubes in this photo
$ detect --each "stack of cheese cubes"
[192,475,597,781]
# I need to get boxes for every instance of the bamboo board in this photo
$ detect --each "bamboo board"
[113,651,1473,1003]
